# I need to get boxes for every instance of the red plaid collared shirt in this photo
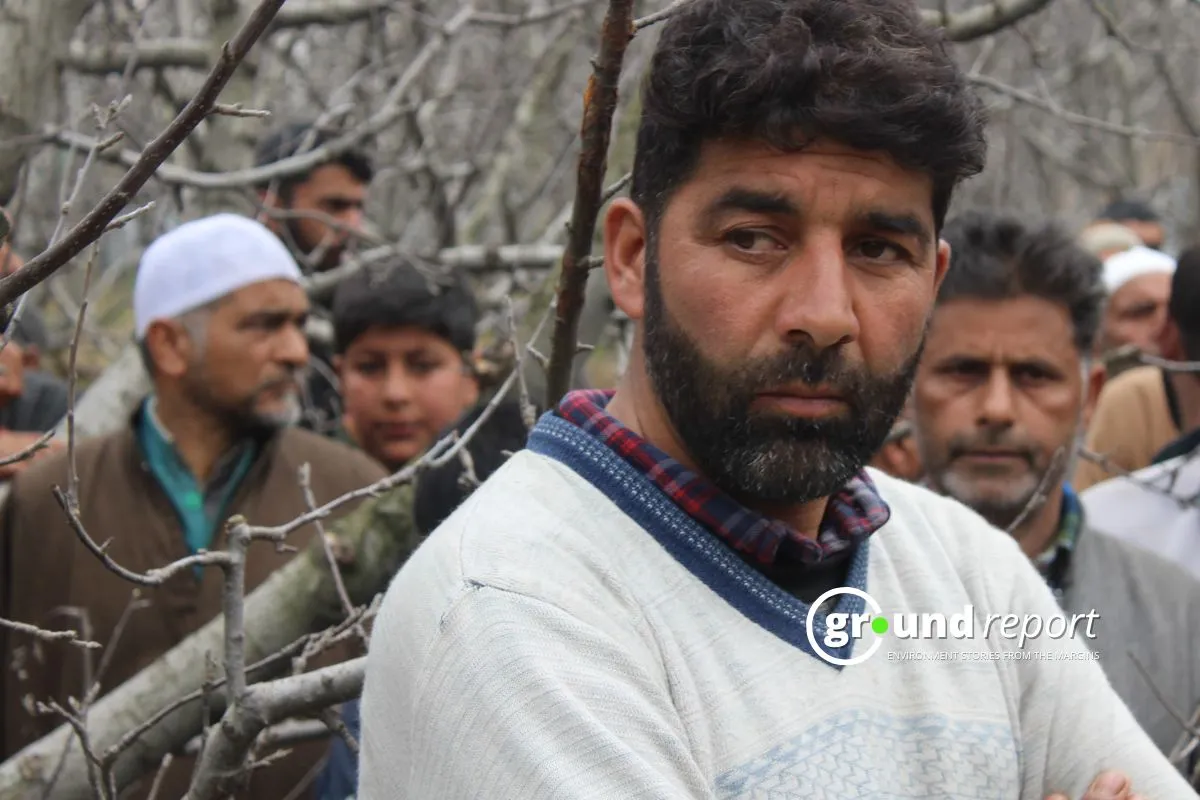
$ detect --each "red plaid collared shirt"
[556,389,891,565]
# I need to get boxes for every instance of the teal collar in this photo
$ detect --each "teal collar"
[136,396,258,557]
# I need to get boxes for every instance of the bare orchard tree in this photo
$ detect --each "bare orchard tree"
[1,0,1200,797]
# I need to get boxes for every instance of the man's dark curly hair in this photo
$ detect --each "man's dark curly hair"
[631,0,988,234]
[938,210,1105,354]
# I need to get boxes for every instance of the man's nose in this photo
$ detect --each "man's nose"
[773,237,859,350]
[275,323,309,370]
[381,367,415,404]
[337,206,365,234]
[977,369,1017,427]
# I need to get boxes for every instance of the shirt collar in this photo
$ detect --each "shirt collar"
[554,389,891,566]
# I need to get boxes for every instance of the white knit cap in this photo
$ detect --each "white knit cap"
[134,213,302,339]
[1101,244,1175,295]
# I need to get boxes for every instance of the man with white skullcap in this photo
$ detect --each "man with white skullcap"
[1097,244,1176,357]
[1074,246,1182,492]
[0,214,386,800]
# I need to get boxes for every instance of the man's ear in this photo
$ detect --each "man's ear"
[604,198,648,323]
[143,319,194,379]
[932,239,952,296]
[332,353,344,381]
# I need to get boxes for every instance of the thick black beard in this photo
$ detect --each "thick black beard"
[642,252,922,505]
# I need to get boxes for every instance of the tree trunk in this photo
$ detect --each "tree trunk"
[0,0,94,203]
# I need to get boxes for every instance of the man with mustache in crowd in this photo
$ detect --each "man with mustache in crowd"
[357,0,1192,796]
[911,210,1200,756]
[255,121,375,437]
[0,214,386,799]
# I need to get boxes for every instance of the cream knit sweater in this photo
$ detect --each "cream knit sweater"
[358,414,1194,799]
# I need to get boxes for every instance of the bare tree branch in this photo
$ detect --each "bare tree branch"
[60,39,212,74]
[0,0,291,308]
[969,72,1200,144]
[545,0,636,406]
[184,658,365,800]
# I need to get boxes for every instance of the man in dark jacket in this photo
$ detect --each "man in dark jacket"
[0,214,386,800]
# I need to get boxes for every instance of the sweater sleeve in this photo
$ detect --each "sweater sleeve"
[999,546,1196,798]
[358,583,712,800]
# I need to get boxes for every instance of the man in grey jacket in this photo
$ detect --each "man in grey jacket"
[911,209,1200,758]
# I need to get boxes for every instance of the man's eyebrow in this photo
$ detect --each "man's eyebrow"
[705,188,799,219]
[239,307,309,325]
[859,210,933,244]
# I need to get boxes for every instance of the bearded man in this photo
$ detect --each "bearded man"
[0,214,385,799]
[912,210,1200,757]
[358,0,1194,796]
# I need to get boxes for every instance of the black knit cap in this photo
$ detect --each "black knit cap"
[332,262,478,355]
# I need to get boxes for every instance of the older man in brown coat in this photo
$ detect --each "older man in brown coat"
[0,214,386,799]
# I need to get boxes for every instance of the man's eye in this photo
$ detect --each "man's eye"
[408,360,442,375]
[855,240,906,261]
[352,362,384,375]
[725,230,781,252]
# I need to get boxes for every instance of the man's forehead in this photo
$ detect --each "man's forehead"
[680,139,936,227]
[221,279,308,312]
[925,296,1078,361]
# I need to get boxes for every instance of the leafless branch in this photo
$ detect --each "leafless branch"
[0,0,291,308]
[298,463,368,645]
[1140,353,1200,373]
[60,39,212,74]
[1005,446,1066,535]
[0,429,56,468]
[0,617,99,649]
[546,0,636,406]
[185,657,366,800]
[969,73,1200,144]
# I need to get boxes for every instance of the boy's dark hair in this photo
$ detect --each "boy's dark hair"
[1170,246,1200,361]
[938,210,1105,355]
[332,262,479,355]
[255,121,374,201]
[631,0,987,237]
[1098,198,1159,223]
[413,400,534,536]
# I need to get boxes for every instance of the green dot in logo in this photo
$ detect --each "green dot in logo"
[871,616,889,635]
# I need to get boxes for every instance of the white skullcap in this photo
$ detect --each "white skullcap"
[134,213,302,339]
[1102,244,1175,295]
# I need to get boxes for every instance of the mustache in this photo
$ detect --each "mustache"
[252,373,301,395]
[732,344,911,410]
[946,430,1038,464]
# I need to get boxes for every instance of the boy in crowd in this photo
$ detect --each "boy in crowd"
[330,262,482,471]
[317,262,532,799]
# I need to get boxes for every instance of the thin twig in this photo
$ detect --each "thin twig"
[1005,446,1066,535]
[969,72,1200,145]
[0,616,100,649]
[1129,651,1200,741]
[0,429,56,467]
[1140,353,1200,373]
[298,463,369,645]
[65,243,99,508]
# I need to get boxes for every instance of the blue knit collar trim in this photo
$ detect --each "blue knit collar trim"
[527,410,870,668]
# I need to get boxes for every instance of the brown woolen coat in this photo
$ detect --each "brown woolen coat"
[0,411,386,799]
